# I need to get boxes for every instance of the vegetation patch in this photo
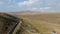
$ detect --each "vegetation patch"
[16,16,54,34]
[0,13,19,34]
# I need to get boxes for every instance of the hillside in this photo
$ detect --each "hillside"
[0,12,60,34]
[19,13,60,34]
[10,12,60,34]
[20,13,60,24]
[15,13,60,34]
[0,13,20,34]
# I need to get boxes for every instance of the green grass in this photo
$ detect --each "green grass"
[21,17,54,34]
[15,14,60,34]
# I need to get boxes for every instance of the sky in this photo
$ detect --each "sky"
[0,0,60,12]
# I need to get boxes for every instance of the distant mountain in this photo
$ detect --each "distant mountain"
[6,11,60,16]
[6,11,41,15]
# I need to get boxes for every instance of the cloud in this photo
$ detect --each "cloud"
[27,7,51,11]
[0,1,4,4]
[18,0,39,6]
[18,1,33,6]
[31,8,37,10]
[28,8,40,11]
[40,7,51,10]
[7,0,12,4]
[0,0,59,12]
[7,5,14,8]
[39,7,52,12]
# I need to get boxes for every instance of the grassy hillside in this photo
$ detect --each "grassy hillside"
[19,14,60,34]
[15,15,55,34]
[23,17,54,34]
[20,13,60,24]
[1,12,60,34]
[0,13,19,34]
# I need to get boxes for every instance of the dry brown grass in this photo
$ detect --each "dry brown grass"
[19,13,60,34]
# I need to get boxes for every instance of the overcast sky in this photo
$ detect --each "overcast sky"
[0,0,60,12]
